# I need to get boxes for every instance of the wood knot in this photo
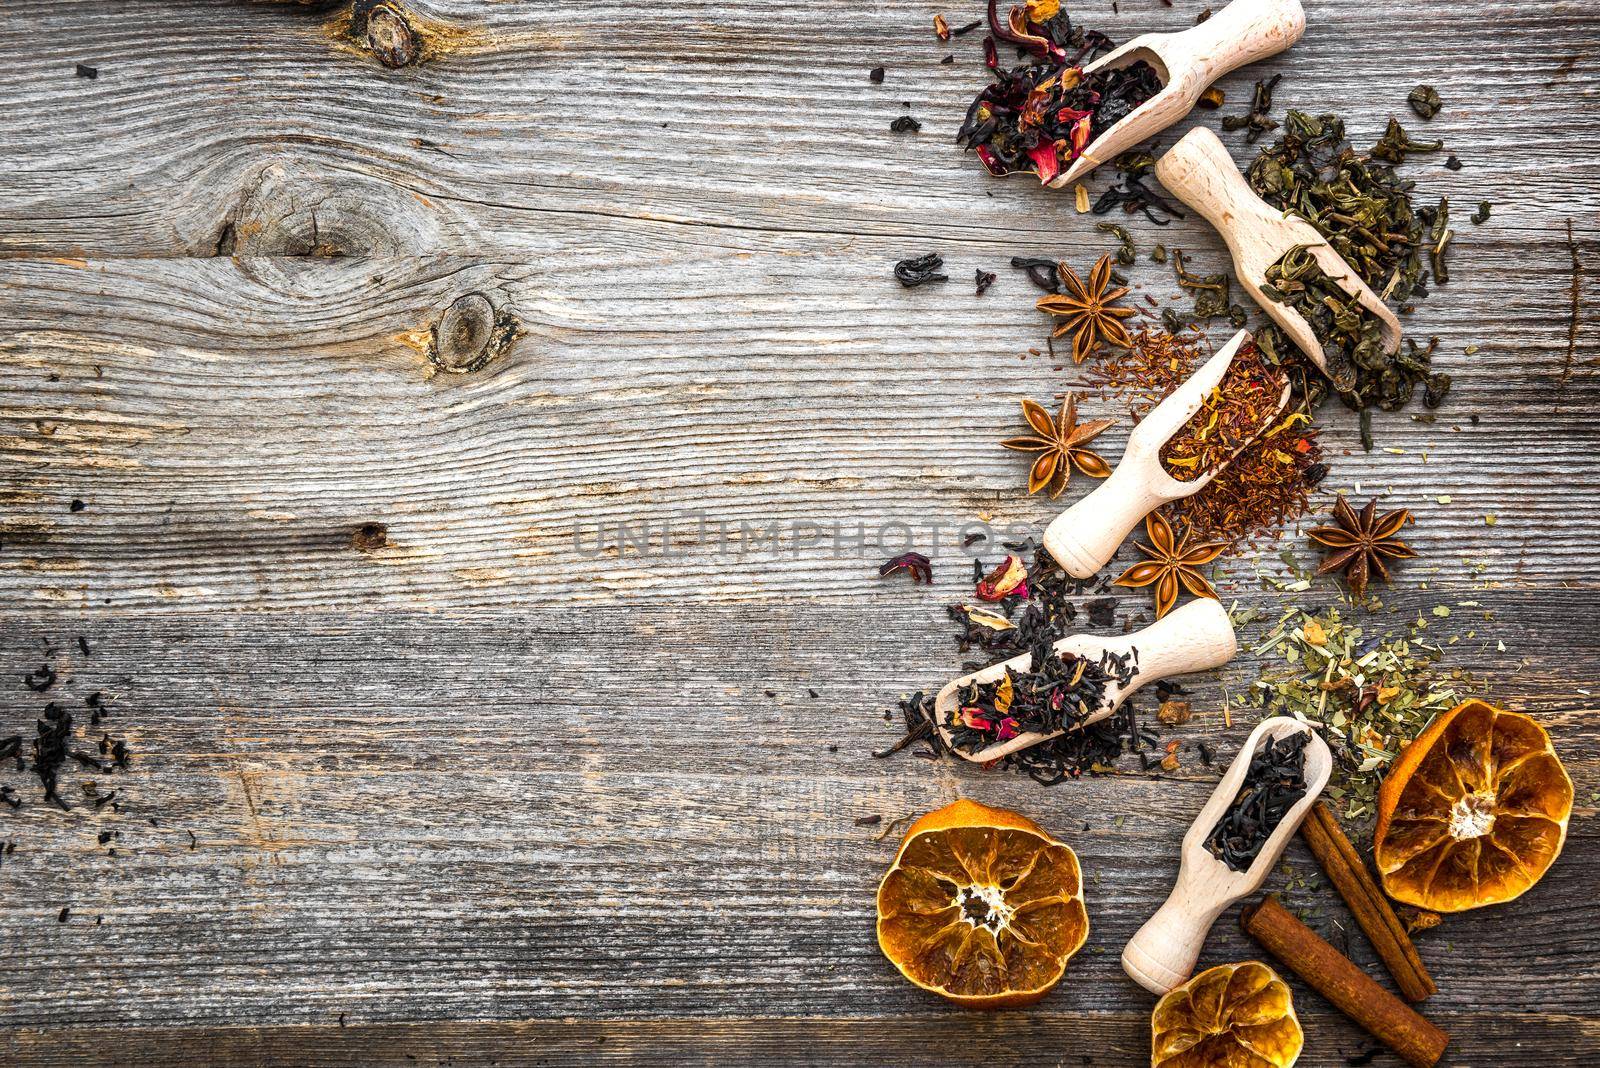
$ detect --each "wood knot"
[351,522,389,552]
[429,293,517,374]
[212,160,442,258]
[354,1,419,68]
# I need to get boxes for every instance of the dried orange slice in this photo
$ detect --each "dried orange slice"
[875,798,1088,1008]
[1152,961,1303,1067]
[1375,699,1572,912]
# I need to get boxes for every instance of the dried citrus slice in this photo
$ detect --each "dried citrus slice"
[1375,699,1572,912]
[1152,961,1303,1068]
[875,798,1088,1008]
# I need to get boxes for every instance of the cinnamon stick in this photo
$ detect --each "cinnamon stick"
[1300,801,1436,1002]
[1241,894,1448,1068]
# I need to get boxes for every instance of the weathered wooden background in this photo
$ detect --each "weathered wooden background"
[2,0,1598,1064]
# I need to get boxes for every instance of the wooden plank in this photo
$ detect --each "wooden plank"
[0,597,1596,1040]
[0,1,1596,255]
[6,1012,1600,1067]
[1,229,1596,610]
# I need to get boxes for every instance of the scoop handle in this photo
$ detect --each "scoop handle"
[1122,889,1229,995]
[1116,597,1238,688]
[1167,0,1306,88]
[1153,127,1281,251]
[1042,459,1174,580]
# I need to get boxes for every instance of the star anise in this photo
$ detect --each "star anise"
[1307,496,1416,599]
[1113,512,1226,619]
[1001,394,1114,498]
[1036,253,1136,364]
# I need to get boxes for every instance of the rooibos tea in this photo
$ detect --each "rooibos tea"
[1159,341,1290,482]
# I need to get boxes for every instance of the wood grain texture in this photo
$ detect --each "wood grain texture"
[2,0,1599,1064]
[1,597,1598,1061]
[7,1013,1600,1068]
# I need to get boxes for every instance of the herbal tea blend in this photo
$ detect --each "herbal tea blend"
[959,60,1161,184]
[1247,110,1453,418]
[956,3,1158,185]
[1205,731,1310,872]
[1245,607,1469,819]
[1159,341,1289,481]
[944,639,1135,754]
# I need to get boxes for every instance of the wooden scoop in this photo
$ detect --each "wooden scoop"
[934,597,1237,763]
[1042,329,1289,581]
[1121,716,1331,995]
[1050,0,1306,187]
[1153,126,1402,375]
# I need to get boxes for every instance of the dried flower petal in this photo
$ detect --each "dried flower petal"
[879,551,933,585]
[976,555,1029,601]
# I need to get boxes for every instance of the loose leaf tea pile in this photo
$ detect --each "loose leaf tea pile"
[1205,731,1310,871]
[945,640,1134,753]
[950,549,1085,657]
[1259,246,1413,409]
[879,547,1169,784]
[1092,329,1323,549]
[1248,111,1440,305]
[959,60,1161,184]
[957,2,1159,185]
[1160,340,1289,482]
[1244,606,1470,819]
[1247,111,1453,416]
